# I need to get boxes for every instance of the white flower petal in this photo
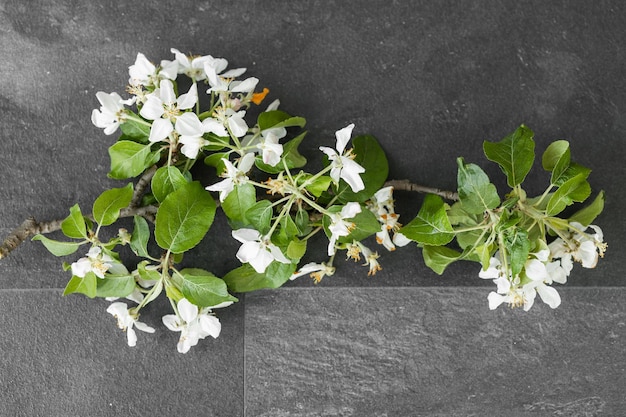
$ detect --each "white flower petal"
[335,123,355,154]
[177,298,199,323]
[148,118,173,143]
[537,284,561,309]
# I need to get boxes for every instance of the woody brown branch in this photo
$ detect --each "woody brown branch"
[384,179,459,201]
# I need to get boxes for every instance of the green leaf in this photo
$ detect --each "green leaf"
[130,215,150,257]
[456,158,500,215]
[151,166,188,203]
[504,228,530,278]
[258,110,306,130]
[568,190,605,227]
[92,183,134,226]
[304,175,332,197]
[179,268,238,307]
[483,125,535,187]
[61,204,87,239]
[335,135,389,203]
[32,235,82,256]
[108,140,160,179]
[398,194,454,246]
[542,140,571,185]
[546,173,591,216]
[294,207,312,236]
[120,116,151,141]
[255,132,308,174]
[245,200,273,235]
[277,214,300,244]
[95,274,136,298]
[63,272,97,298]
[422,246,463,275]
[222,183,257,225]
[223,262,297,293]
[287,238,307,261]
[552,162,591,187]
[155,181,217,253]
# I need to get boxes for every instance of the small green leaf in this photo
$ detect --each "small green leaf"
[398,194,454,246]
[568,190,605,227]
[108,141,160,179]
[483,125,535,187]
[542,140,571,185]
[61,204,87,239]
[552,162,591,187]
[258,110,306,130]
[179,268,238,307]
[32,235,82,256]
[92,183,134,226]
[130,215,150,257]
[120,116,151,141]
[422,246,462,275]
[287,238,307,261]
[222,183,257,225]
[96,274,136,298]
[456,158,500,215]
[223,262,297,293]
[304,175,332,197]
[63,272,97,298]
[546,174,591,216]
[504,228,530,278]
[155,181,217,253]
[151,166,188,203]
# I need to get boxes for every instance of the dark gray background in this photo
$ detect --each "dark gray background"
[0,1,624,415]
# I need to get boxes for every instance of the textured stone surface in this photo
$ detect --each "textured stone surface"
[245,288,626,416]
[0,1,623,288]
[0,290,244,416]
[0,1,625,416]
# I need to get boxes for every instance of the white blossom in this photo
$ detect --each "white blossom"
[162,298,225,354]
[205,153,255,202]
[319,124,366,192]
[175,112,210,159]
[128,52,178,88]
[106,302,155,347]
[71,246,115,279]
[232,228,290,273]
[291,262,335,281]
[91,92,129,135]
[326,202,362,256]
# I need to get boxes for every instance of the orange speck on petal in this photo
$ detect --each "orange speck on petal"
[251,88,270,105]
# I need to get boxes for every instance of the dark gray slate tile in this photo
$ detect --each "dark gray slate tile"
[0,290,244,417]
[244,288,625,416]
[1,1,622,288]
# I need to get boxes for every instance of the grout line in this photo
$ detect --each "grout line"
[242,292,246,417]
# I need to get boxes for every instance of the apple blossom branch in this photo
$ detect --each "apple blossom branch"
[0,178,457,260]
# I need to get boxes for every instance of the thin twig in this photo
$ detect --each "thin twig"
[0,205,157,260]
[384,179,459,201]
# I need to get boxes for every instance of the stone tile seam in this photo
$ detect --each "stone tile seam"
[0,286,622,293]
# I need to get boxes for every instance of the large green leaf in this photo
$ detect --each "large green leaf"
[399,194,454,246]
[151,166,188,203]
[483,125,535,187]
[92,183,134,226]
[108,141,160,179]
[456,158,500,215]
[335,135,388,203]
[179,268,238,307]
[119,116,151,142]
[245,200,273,235]
[155,181,217,253]
[223,262,296,293]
